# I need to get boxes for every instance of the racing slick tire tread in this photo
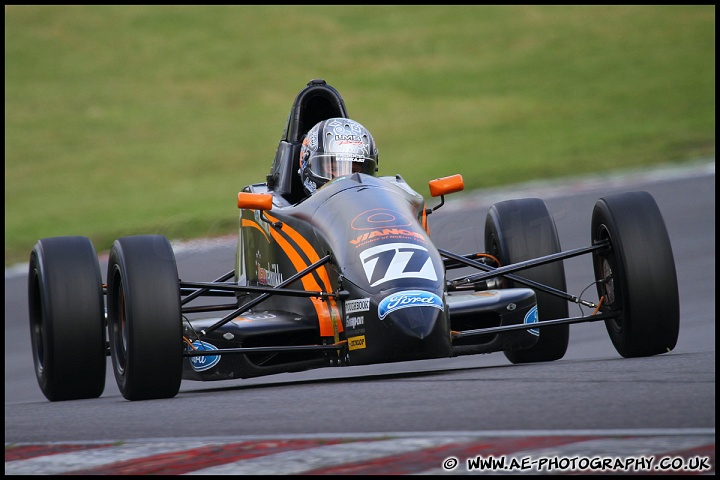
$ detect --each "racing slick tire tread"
[485,198,570,364]
[28,236,106,401]
[591,191,679,357]
[107,235,183,400]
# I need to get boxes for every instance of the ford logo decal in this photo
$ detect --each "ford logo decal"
[378,290,444,320]
[524,305,539,336]
[189,340,221,372]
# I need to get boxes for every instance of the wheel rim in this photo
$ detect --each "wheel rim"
[120,289,129,374]
[485,232,506,288]
[595,223,623,334]
[28,266,45,375]
[110,266,128,376]
[601,259,615,305]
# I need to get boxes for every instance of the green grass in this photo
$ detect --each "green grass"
[5,5,715,266]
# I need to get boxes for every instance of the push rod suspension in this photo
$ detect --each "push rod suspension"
[440,241,609,308]
[452,311,618,339]
[197,254,333,338]
[181,270,235,305]
[180,282,332,298]
[184,343,347,357]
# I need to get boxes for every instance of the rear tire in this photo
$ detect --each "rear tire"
[591,191,679,357]
[28,236,106,401]
[485,198,570,363]
[107,235,183,400]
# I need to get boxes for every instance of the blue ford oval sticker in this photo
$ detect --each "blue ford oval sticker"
[524,305,539,336]
[189,340,221,372]
[378,290,444,320]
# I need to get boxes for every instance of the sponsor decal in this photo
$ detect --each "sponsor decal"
[335,134,363,142]
[378,290,444,320]
[345,297,370,314]
[524,305,539,336]
[303,177,317,194]
[188,341,221,372]
[350,228,428,247]
[359,243,437,287]
[348,335,366,351]
[351,208,412,231]
[473,290,500,297]
[345,315,364,329]
[257,262,284,287]
[232,312,277,323]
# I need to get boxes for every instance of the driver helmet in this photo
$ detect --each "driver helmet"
[299,117,378,196]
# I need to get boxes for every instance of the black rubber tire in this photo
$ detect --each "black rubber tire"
[28,236,106,401]
[485,198,570,363]
[591,191,679,357]
[106,235,183,400]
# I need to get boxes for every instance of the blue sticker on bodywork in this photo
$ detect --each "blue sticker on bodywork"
[524,305,539,336]
[189,340,221,372]
[378,290,444,320]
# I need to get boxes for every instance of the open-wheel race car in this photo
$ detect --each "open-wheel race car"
[28,79,680,401]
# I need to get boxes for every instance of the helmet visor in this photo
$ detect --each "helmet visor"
[307,153,378,181]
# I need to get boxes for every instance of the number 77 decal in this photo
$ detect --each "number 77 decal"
[359,243,438,287]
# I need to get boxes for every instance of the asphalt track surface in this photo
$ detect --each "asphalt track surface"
[4,161,715,474]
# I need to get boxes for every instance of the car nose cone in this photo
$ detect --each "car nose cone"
[383,305,442,339]
[377,289,444,339]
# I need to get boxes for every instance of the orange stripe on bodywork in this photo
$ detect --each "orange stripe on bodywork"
[265,212,342,338]
[241,218,270,243]
[266,213,334,292]
[421,204,429,234]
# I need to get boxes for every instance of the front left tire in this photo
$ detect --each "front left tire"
[591,191,679,357]
[106,235,183,400]
[485,198,570,364]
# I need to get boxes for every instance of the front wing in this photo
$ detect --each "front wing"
[181,287,539,381]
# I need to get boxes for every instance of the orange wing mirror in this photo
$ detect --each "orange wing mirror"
[238,192,281,228]
[237,192,273,211]
[428,174,464,197]
[426,174,464,213]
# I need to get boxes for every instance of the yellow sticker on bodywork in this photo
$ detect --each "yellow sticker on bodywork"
[348,335,366,351]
